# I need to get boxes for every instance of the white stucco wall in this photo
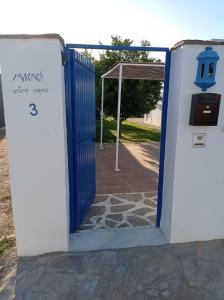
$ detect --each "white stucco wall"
[161,43,224,243]
[144,102,162,127]
[0,36,69,256]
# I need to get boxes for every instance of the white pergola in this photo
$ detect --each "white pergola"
[100,62,165,171]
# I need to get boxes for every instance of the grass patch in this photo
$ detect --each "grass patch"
[96,119,160,143]
[0,238,13,256]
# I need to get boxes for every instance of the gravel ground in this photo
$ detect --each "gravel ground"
[0,129,16,288]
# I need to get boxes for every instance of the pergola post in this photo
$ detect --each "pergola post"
[115,64,123,171]
[100,77,104,149]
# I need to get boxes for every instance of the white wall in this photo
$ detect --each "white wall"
[144,101,162,127]
[161,43,224,243]
[160,46,183,241]
[0,36,69,256]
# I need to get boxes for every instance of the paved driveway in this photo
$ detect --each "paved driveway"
[96,142,160,194]
[1,239,224,300]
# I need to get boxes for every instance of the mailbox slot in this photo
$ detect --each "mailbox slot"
[189,93,221,126]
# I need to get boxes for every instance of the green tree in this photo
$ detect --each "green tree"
[84,35,162,122]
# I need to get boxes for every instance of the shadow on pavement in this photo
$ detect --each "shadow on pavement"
[96,142,160,194]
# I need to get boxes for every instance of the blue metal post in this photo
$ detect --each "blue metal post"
[156,49,171,227]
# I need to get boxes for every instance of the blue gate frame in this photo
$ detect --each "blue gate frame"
[64,47,96,232]
[65,43,170,230]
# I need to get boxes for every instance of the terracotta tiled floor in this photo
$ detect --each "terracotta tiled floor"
[96,142,160,194]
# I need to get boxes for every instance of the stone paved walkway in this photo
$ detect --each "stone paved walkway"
[80,192,157,231]
[82,142,160,231]
[1,239,224,299]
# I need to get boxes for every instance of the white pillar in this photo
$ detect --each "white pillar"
[115,64,123,171]
[0,35,69,256]
[100,77,104,149]
[161,42,224,243]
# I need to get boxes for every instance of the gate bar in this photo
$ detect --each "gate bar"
[67,44,169,53]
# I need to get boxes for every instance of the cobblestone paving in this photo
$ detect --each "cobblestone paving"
[79,192,157,231]
[1,239,224,299]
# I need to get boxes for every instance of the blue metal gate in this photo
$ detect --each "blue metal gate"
[65,47,96,233]
[67,44,170,227]
[65,43,170,231]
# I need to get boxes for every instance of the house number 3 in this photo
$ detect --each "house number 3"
[29,103,38,116]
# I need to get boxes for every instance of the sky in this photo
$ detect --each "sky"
[0,0,224,60]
